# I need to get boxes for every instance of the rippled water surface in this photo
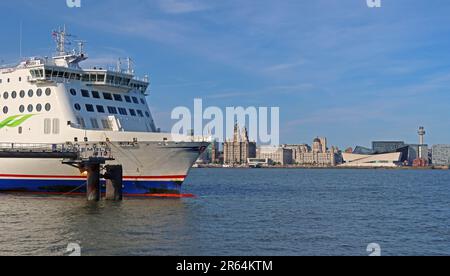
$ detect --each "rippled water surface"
[0,169,449,256]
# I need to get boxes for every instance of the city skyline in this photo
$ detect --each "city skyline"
[1,0,450,148]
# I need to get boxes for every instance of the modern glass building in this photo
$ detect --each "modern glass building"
[432,145,450,166]
[372,141,406,154]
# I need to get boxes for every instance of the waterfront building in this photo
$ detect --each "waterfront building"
[257,146,293,165]
[432,145,450,166]
[223,124,256,165]
[285,137,340,166]
[341,152,402,167]
[372,141,406,153]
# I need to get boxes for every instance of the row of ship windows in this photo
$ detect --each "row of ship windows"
[70,89,146,105]
[75,103,150,118]
[1,88,52,100]
[76,117,152,132]
[1,103,52,114]
[10,118,60,135]
[0,77,24,84]
[77,117,113,130]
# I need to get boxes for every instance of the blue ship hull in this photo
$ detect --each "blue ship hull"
[0,178,184,197]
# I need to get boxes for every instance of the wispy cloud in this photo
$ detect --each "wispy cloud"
[158,0,209,14]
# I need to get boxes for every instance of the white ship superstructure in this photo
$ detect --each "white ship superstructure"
[0,27,208,196]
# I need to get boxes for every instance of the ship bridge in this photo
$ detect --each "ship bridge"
[24,26,149,94]
[27,66,149,94]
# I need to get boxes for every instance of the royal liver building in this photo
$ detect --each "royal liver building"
[223,124,256,165]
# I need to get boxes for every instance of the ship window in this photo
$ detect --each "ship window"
[45,70,51,78]
[132,97,139,104]
[113,94,123,101]
[7,78,10,83]
[19,90,25,98]
[145,111,150,117]
[36,89,43,97]
[2,106,8,114]
[52,71,58,77]
[18,127,23,134]
[81,89,90,97]
[96,105,105,113]
[52,119,60,134]
[45,88,51,96]
[44,119,51,134]
[76,117,86,128]
[85,104,95,112]
[45,103,51,111]
[107,106,118,114]
[58,71,64,78]
[82,74,89,81]
[70,89,77,96]
[11,91,17,99]
[19,77,22,82]
[19,105,25,113]
[92,91,100,98]
[90,118,99,129]
[118,107,128,115]
[137,110,144,117]
[129,109,136,116]
[36,104,42,112]
[98,75,105,82]
[64,72,69,78]
[103,92,113,100]
[140,98,145,104]
[124,96,132,103]
[27,104,33,112]
[3,92,8,99]
[28,89,33,98]
[74,103,81,111]
[101,119,112,130]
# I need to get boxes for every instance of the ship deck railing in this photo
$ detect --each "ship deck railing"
[0,142,114,160]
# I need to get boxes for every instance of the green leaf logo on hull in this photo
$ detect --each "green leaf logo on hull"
[0,114,35,129]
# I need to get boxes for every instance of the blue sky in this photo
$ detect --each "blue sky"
[1,0,450,148]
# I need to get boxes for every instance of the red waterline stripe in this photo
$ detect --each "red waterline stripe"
[2,191,196,198]
[0,174,187,180]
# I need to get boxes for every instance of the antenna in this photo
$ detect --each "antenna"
[53,25,73,56]
[74,40,86,55]
[126,57,134,74]
[19,21,23,59]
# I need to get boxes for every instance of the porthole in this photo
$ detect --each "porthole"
[70,89,77,96]
[36,89,43,97]
[11,91,17,99]
[2,106,8,114]
[28,89,34,97]
[19,105,25,113]
[36,104,42,112]
[3,92,8,99]
[45,103,51,111]
[19,90,25,98]
[27,104,33,112]
[74,103,81,111]
[45,88,51,96]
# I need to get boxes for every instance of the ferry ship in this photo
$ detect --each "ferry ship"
[0,27,208,197]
